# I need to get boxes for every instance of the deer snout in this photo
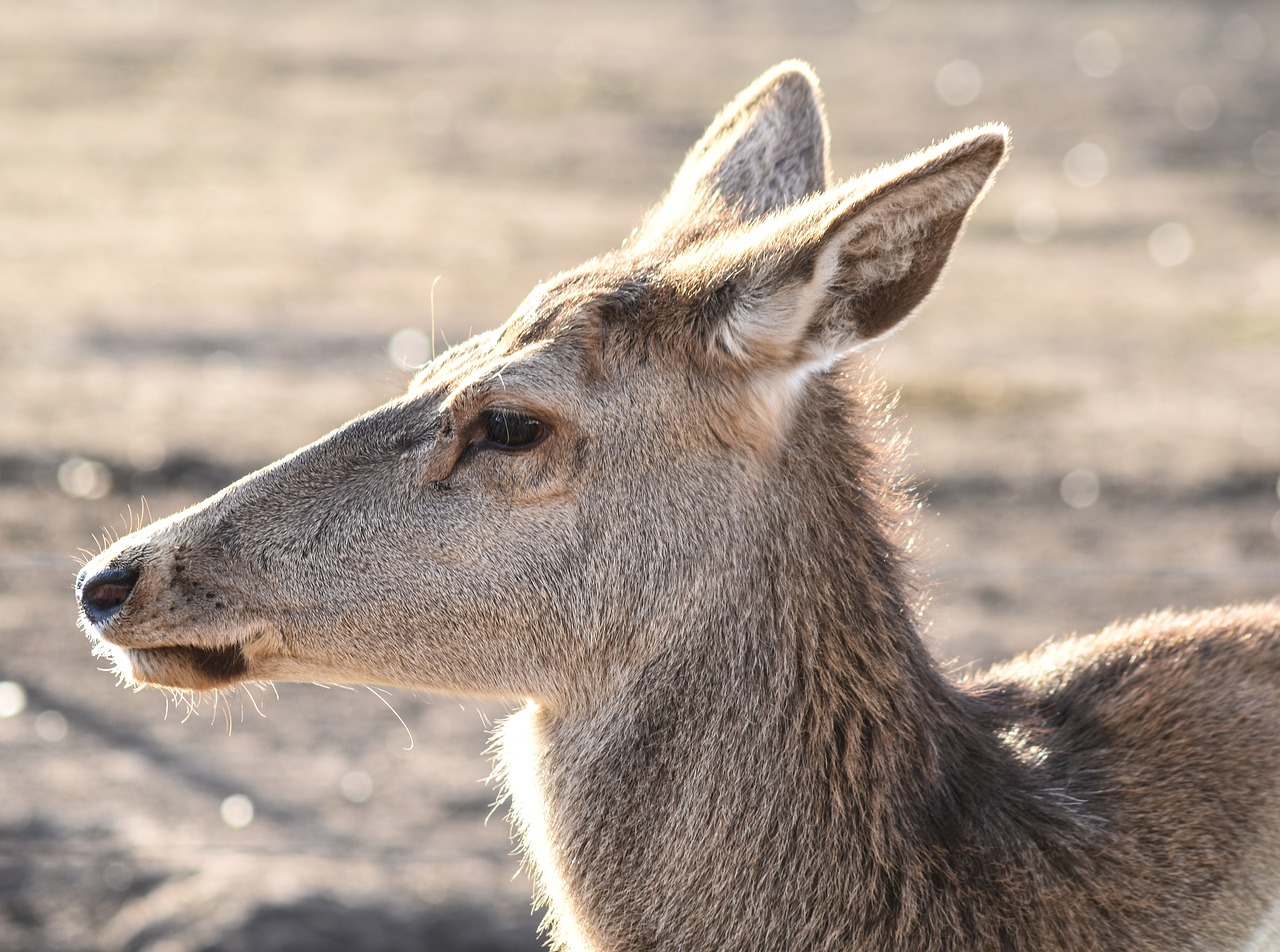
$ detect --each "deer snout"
[78,563,141,627]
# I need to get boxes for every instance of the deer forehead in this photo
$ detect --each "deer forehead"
[409,326,588,415]
[409,242,855,466]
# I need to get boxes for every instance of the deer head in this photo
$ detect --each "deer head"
[77,62,1007,711]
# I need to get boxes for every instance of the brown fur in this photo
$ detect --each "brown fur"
[77,62,1280,951]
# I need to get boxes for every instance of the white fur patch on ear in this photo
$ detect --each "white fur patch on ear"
[760,126,1008,356]
[716,275,827,366]
[731,348,844,457]
[696,123,1008,371]
[714,212,879,369]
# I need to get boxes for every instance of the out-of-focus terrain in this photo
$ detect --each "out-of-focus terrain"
[1,2,1277,949]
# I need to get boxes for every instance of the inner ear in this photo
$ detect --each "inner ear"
[812,128,1007,346]
[678,125,1010,370]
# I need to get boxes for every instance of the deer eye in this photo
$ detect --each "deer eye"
[478,409,546,451]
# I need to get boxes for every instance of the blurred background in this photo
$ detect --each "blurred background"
[1,1,1277,949]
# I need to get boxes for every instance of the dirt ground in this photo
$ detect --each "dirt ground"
[1,1,1278,949]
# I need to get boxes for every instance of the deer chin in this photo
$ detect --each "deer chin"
[88,618,368,692]
[85,617,280,691]
[117,643,250,691]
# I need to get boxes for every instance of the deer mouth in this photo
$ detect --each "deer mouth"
[108,642,250,692]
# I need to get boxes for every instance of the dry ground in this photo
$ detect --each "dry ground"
[1,2,1278,949]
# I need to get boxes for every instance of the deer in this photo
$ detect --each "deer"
[76,61,1280,951]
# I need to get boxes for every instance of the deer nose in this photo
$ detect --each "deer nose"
[78,564,141,626]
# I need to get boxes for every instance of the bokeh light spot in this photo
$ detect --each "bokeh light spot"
[1222,14,1265,62]
[1252,132,1280,177]
[1241,408,1279,450]
[0,682,27,719]
[1063,142,1108,188]
[1014,200,1059,244]
[35,710,68,743]
[58,457,112,501]
[1147,222,1193,268]
[1173,86,1220,132]
[1075,31,1122,78]
[388,328,431,370]
[1060,470,1100,509]
[934,59,983,107]
[340,770,373,804]
[220,794,255,829]
[127,434,167,472]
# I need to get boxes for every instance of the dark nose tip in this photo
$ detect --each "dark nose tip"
[79,565,141,626]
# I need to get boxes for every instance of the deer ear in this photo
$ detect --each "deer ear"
[636,61,831,243]
[688,125,1009,368]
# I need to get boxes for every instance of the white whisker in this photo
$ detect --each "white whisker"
[366,685,414,751]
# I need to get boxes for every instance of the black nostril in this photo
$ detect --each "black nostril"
[80,566,141,626]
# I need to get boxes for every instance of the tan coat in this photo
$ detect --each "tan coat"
[78,62,1280,951]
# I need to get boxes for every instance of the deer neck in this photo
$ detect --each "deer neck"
[496,609,1048,951]
[494,390,1075,951]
